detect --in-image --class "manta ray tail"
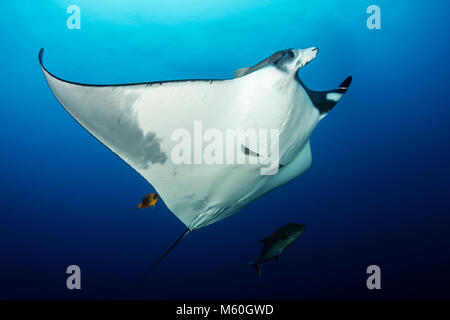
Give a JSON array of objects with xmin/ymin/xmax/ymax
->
[
  {"xmin": 133, "ymin": 228, "xmax": 190, "ymax": 285},
  {"xmin": 298, "ymin": 75, "xmax": 353, "ymax": 114}
]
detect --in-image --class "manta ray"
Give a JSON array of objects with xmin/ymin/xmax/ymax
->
[{"xmin": 39, "ymin": 47, "xmax": 351, "ymax": 277}]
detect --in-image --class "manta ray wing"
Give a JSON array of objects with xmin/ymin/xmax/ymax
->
[
  {"xmin": 39, "ymin": 49, "xmax": 244, "ymax": 230},
  {"xmin": 39, "ymin": 48, "xmax": 351, "ymax": 231}
]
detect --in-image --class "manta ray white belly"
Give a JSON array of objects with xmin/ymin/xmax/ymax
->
[{"xmin": 39, "ymin": 47, "xmax": 351, "ymax": 230}]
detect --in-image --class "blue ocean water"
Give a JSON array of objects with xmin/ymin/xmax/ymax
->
[{"xmin": 0, "ymin": 0, "xmax": 449, "ymax": 299}]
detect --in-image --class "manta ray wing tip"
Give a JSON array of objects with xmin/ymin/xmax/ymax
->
[
  {"xmin": 340, "ymin": 76, "xmax": 352, "ymax": 89},
  {"xmin": 38, "ymin": 48, "xmax": 44, "ymax": 66}
]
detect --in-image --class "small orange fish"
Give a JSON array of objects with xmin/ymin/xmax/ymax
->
[{"xmin": 138, "ymin": 193, "xmax": 159, "ymax": 209}]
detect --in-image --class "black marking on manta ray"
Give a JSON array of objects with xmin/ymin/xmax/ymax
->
[
  {"xmin": 241, "ymin": 145, "xmax": 284, "ymax": 169},
  {"xmin": 242, "ymin": 145, "xmax": 261, "ymax": 157},
  {"xmin": 295, "ymin": 73, "xmax": 352, "ymax": 114},
  {"xmin": 38, "ymin": 48, "xmax": 228, "ymax": 87},
  {"xmin": 339, "ymin": 76, "xmax": 352, "ymax": 88}
]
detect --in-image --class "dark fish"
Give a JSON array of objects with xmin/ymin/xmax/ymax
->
[{"xmin": 248, "ymin": 223, "xmax": 306, "ymax": 277}]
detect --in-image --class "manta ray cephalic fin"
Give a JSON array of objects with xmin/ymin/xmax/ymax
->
[{"xmin": 297, "ymin": 75, "xmax": 352, "ymax": 114}]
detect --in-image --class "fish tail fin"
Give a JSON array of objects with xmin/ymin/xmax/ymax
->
[
  {"xmin": 137, "ymin": 203, "xmax": 142, "ymax": 208},
  {"xmin": 132, "ymin": 228, "xmax": 190, "ymax": 286},
  {"xmin": 247, "ymin": 261, "xmax": 261, "ymax": 278}
]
